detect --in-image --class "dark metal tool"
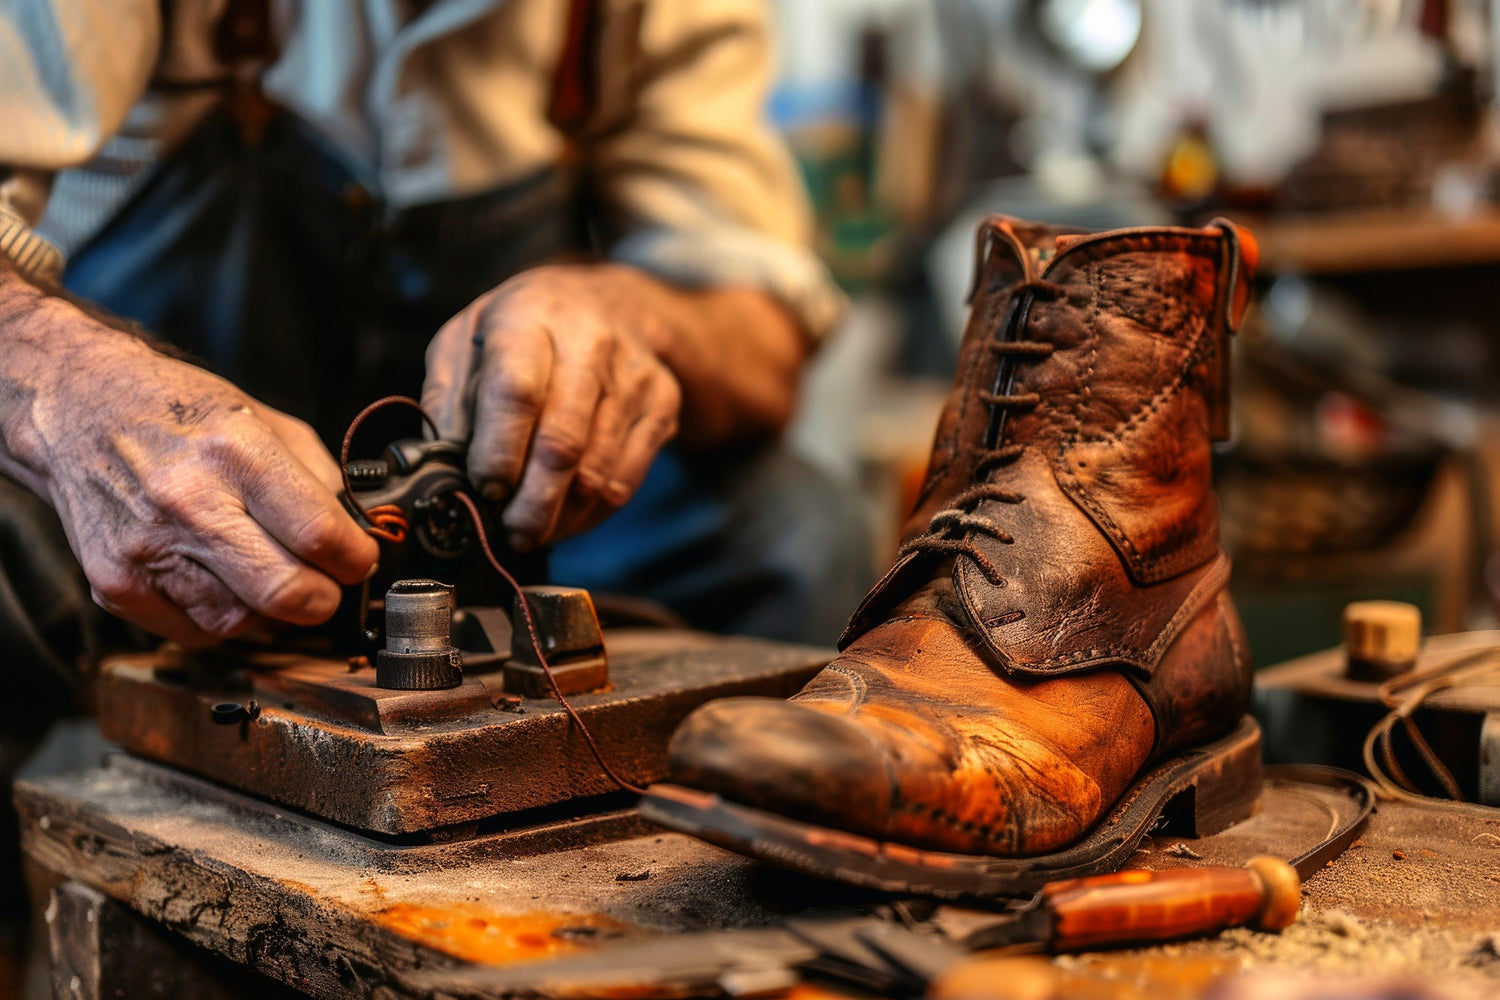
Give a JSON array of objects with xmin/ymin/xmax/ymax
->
[{"xmin": 333, "ymin": 434, "xmax": 548, "ymax": 652}]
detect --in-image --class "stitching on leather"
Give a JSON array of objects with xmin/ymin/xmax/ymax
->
[
  {"xmin": 977, "ymin": 555, "xmax": 1230, "ymax": 673},
  {"xmin": 1071, "ymin": 310, "xmax": 1212, "ymax": 449},
  {"xmin": 1086, "ymin": 365, "xmax": 1187, "ymax": 446},
  {"xmin": 1064, "ymin": 322, "xmax": 1219, "ymax": 581},
  {"xmin": 1098, "ymin": 263, "xmax": 1195, "ymax": 330},
  {"xmin": 1053, "ymin": 266, "xmax": 1218, "ymax": 581},
  {"xmin": 1143, "ymin": 557, "xmax": 1232, "ymax": 663},
  {"xmin": 1064, "ymin": 488, "xmax": 1143, "ymax": 566},
  {"xmin": 1061, "ymin": 479, "xmax": 1216, "ymax": 584},
  {"xmin": 1061, "ymin": 234, "xmax": 1218, "ymax": 270},
  {"xmin": 824, "ymin": 661, "xmax": 869, "ymax": 709},
  {"xmin": 1061, "ymin": 453, "xmax": 1215, "ymax": 582},
  {"xmin": 1059, "ymin": 272, "xmax": 1100, "ymax": 451}
]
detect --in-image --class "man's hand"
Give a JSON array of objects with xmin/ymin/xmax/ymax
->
[
  {"xmin": 422, "ymin": 265, "xmax": 684, "ymax": 551},
  {"xmin": 0, "ymin": 286, "xmax": 378, "ymax": 646},
  {"xmin": 422, "ymin": 263, "xmax": 809, "ymax": 552}
]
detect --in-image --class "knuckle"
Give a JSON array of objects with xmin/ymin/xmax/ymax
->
[
  {"xmin": 140, "ymin": 465, "xmax": 208, "ymax": 523},
  {"xmin": 654, "ymin": 371, "xmax": 683, "ymax": 413},
  {"xmin": 195, "ymin": 424, "xmax": 278, "ymax": 488},
  {"xmin": 532, "ymin": 427, "xmax": 587, "ymax": 471},
  {"xmin": 503, "ymin": 503, "xmax": 550, "ymax": 537},
  {"xmin": 573, "ymin": 458, "xmax": 610, "ymax": 496},
  {"xmin": 650, "ymin": 411, "xmax": 679, "ymax": 446},
  {"xmin": 468, "ymin": 448, "xmax": 522, "ymax": 488},
  {"xmin": 601, "ymin": 478, "xmax": 636, "ymax": 508},
  {"xmin": 621, "ymin": 365, "xmax": 654, "ymax": 401},
  {"xmin": 282, "ymin": 414, "xmax": 320, "ymax": 445},
  {"xmin": 486, "ymin": 367, "xmax": 547, "ymax": 411},
  {"xmin": 88, "ymin": 566, "xmax": 137, "ymax": 610},
  {"xmin": 197, "ymin": 604, "xmax": 253, "ymax": 640},
  {"xmin": 426, "ymin": 315, "xmax": 471, "ymax": 365},
  {"xmin": 503, "ymin": 486, "xmax": 566, "ymax": 536}
]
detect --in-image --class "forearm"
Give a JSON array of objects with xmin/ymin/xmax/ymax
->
[
  {"xmin": 0, "ymin": 260, "xmax": 153, "ymax": 495},
  {"xmin": 622, "ymin": 269, "xmax": 810, "ymax": 448},
  {"xmin": 0, "ymin": 261, "xmax": 74, "ymax": 492}
]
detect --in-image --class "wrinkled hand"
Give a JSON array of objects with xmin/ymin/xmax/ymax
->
[
  {"xmin": 5, "ymin": 311, "xmax": 378, "ymax": 646},
  {"xmin": 422, "ymin": 265, "xmax": 683, "ymax": 551}
]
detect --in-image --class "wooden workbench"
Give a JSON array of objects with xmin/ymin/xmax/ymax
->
[{"xmin": 17, "ymin": 752, "xmax": 1500, "ymax": 999}]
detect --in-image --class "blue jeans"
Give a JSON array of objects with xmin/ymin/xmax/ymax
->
[{"xmin": 54, "ymin": 107, "xmax": 871, "ymax": 645}]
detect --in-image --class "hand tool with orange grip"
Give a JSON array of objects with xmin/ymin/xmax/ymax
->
[
  {"xmin": 957, "ymin": 855, "xmax": 1300, "ymax": 953},
  {"xmin": 952, "ymin": 764, "xmax": 1372, "ymax": 954}
]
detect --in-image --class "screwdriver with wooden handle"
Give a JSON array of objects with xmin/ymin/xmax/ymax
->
[{"xmin": 957, "ymin": 856, "xmax": 1301, "ymax": 953}]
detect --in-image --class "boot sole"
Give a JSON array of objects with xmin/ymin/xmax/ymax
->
[{"xmin": 639, "ymin": 715, "xmax": 1262, "ymax": 899}]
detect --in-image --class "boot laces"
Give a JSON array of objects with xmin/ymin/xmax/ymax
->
[{"xmin": 898, "ymin": 278, "xmax": 1064, "ymax": 583}]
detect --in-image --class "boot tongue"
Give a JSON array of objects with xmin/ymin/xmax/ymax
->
[{"xmin": 890, "ymin": 558, "xmax": 971, "ymax": 626}]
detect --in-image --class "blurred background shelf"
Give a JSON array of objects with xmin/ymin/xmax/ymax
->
[{"xmin": 1250, "ymin": 210, "xmax": 1500, "ymax": 274}]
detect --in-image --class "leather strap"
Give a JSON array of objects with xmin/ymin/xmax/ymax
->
[
  {"xmin": 1263, "ymin": 764, "xmax": 1376, "ymax": 881},
  {"xmin": 1209, "ymin": 218, "xmax": 1250, "ymax": 333},
  {"xmin": 1206, "ymin": 217, "xmax": 1256, "ymax": 441}
]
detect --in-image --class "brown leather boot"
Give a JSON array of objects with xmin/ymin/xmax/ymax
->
[{"xmin": 643, "ymin": 216, "xmax": 1262, "ymax": 898}]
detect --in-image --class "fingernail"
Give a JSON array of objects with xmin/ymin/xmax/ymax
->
[{"xmin": 480, "ymin": 482, "xmax": 507, "ymax": 504}]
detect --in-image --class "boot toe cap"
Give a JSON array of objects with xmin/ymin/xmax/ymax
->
[{"xmin": 667, "ymin": 697, "xmax": 893, "ymax": 835}]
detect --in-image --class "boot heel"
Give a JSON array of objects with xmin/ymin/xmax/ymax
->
[
  {"xmin": 1180, "ymin": 718, "xmax": 1263, "ymax": 838},
  {"xmin": 1143, "ymin": 717, "xmax": 1263, "ymax": 840}
]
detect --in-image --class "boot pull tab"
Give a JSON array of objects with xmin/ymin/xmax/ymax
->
[
  {"xmin": 1210, "ymin": 218, "xmax": 1258, "ymax": 332},
  {"xmin": 966, "ymin": 216, "xmax": 1030, "ymax": 304},
  {"xmin": 1206, "ymin": 218, "xmax": 1258, "ymax": 441}
]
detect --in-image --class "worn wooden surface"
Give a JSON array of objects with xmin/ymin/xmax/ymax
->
[
  {"xmin": 47, "ymin": 881, "xmax": 303, "ymax": 1000},
  {"xmin": 18, "ymin": 753, "xmax": 1500, "ymax": 999}
]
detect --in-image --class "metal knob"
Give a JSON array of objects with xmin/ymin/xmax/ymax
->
[{"xmin": 376, "ymin": 579, "xmax": 463, "ymax": 690}]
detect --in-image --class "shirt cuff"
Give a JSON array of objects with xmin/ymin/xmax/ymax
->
[
  {"xmin": 0, "ymin": 203, "xmax": 64, "ymax": 282},
  {"xmin": 610, "ymin": 225, "xmax": 847, "ymax": 342}
]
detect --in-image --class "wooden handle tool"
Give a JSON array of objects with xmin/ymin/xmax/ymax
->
[
  {"xmin": 963, "ymin": 856, "xmax": 1301, "ymax": 953},
  {"xmin": 1037, "ymin": 856, "xmax": 1300, "ymax": 951}
]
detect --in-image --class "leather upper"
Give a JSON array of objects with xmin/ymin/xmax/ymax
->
[{"xmin": 840, "ymin": 217, "xmax": 1255, "ymax": 680}]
